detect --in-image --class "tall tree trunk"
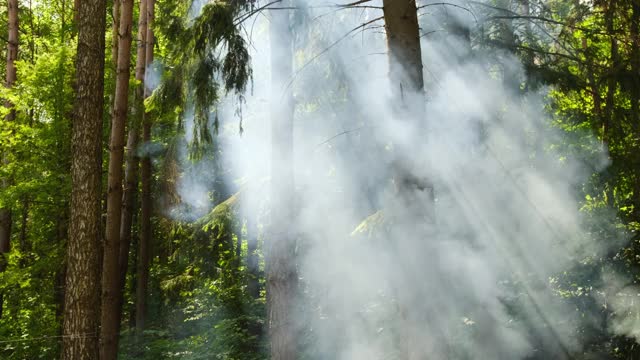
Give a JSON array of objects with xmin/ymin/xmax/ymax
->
[
  {"xmin": 101, "ymin": 0, "xmax": 135, "ymax": 357},
  {"xmin": 116, "ymin": 0, "xmax": 147, "ymax": 334},
  {"xmin": 0, "ymin": 0, "xmax": 19, "ymax": 320},
  {"xmin": 61, "ymin": 0, "xmax": 107, "ymax": 358},
  {"xmin": 124, "ymin": 0, "xmax": 147, "ymax": 336},
  {"xmin": 267, "ymin": 3, "xmax": 298, "ymax": 359},
  {"xmin": 383, "ymin": 0, "xmax": 423, "ymax": 107},
  {"xmin": 382, "ymin": 1, "xmax": 426, "ymax": 359},
  {"xmin": 136, "ymin": 0, "xmax": 154, "ymax": 337}
]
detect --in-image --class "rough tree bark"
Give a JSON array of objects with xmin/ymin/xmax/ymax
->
[
  {"xmin": 267, "ymin": 2, "xmax": 298, "ymax": 359},
  {"xmin": 136, "ymin": 0, "xmax": 154, "ymax": 337},
  {"xmin": 0, "ymin": 0, "xmax": 19, "ymax": 320},
  {"xmin": 383, "ymin": 0, "xmax": 423, "ymax": 106},
  {"xmin": 101, "ymin": 0, "xmax": 135, "ymax": 357},
  {"xmin": 61, "ymin": 0, "xmax": 107, "ymax": 357}
]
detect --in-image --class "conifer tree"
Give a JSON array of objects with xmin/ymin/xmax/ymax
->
[{"xmin": 62, "ymin": 0, "xmax": 107, "ymax": 357}]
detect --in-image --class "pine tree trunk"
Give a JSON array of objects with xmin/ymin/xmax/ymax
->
[
  {"xmin": 112, "ymin": 0, "xmax": 120, "ymax": 69},
  {"xmin": 101, "ymin": 0, "xmax": 135, "ymax": 357},
  {"xmin": 382, "ymin": 1, "xmax": 426, "ymax": 359},
  {"xmin": 116, "ymin": 0, "xmax": 147, "ymax": 333},
  {"xmin": 61, "ymin": 0, "xmax": 107, "ymax": 357},
  {"xmin": 119, "ymin": 83, "xmax": 141, "ymax": 287},
  {"xmin": 267, "ymin": 3, "xmax": 298, "ymax": 359},
  {"xmin": 382, "ymin": 0, "xmax": 423, "ymax": 107},
  {"xmin": 136, "ymin": 0, "xmax": 154, "ymax": 337},
  {"xmin": 134, "ymin": 0, "xmax": 147, "ymax": 87},
  {"xmin": 0, "ymin": 0, "xmax": 19, "ymax": 320},
  {"xmin": 116, "ymin": 124, "xmax": 138, "ymax": 323}
]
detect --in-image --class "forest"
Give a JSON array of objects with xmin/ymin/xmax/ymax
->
[{"xmin": 0, "ymin": 0, "xmax": 640, "ymax": 358}]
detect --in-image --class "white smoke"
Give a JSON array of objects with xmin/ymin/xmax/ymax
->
[{"xmin": 170, "ymin": 0, "xmax": 632, "ymax": 357}]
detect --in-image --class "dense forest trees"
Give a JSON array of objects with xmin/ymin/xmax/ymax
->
[
  {"xmin": 101, "ymin": 0, "xmax": 135, "ymax": 357},
  {"xmin": 0, "ymin": 0, "xmax": 18, "ymax": 320},
  {"xmin": 2, "ymin": 0, "xmax": 640, "ymax": 359}
]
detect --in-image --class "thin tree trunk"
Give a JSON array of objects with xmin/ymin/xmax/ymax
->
[
  {"xmin": 129, "ymin": 230, "xmax": 138, "ymax": 328},
  {"xmin": 134, "ymin": 0, "xmax": 147, "ymax": 88},
  {"xmin": 235, "ymin": 230, "xmax": 242, "ymax": 269},
  {"xmin": 116, "ymin": 125, "xmax": 138, "ymax": 320},
  {"xmin": 631, "ymin": 1, "xmax": 640, "ymax": 231},
  {"xmin": 582, "ymin": 37, "xmax": 604, "ymax": 128},
  {"xmin": 631, "ymin": 1, "xmax": 639, "ymax": 128},
  {"xmin": 603, "ymin": 0, "xmax": 618, "ymax": 146},
  {"xmin": 28, "ymin": 0, "xmax": 35, "ymax": 60},
  {"xmin": 4, "ymin": 0, "xmax": 18, "ymax": 119},
  {"xmin": 599, "ymin": 0, "xmax": 618, "ymax": 207},
  {"xmin": 0, "ymin": 0, "xmax": 19, "ymax": 321},
  {"xmin": 136, "ymin": 0, "xmax": 154, "ymax": 337},
  {"xmin": 55, "ymin": 209, "xmax": 68, "ymax": 329},
  {"xmin": 116, "ymin": 0, "xmax": 147, "ymax": 334},
  {"xmin": 101, "ymin": 0, "xmax": 135, "ymax": 357},
  {"xmin": 125, "ymin": 0, "xmax": 147, "ymax": 336},
  {"xmin": 267, "ymin": 3, "xmax": 298, "ymax": 359},
  {"xmin": 61, "ymin": 0, "xmax": 107, "ymax": 357},
  {"xmin": 246, "ymin": 216, "xmax": 260, "ymax": 299},
  {"xmin": 112, "ymin": 0, "xmax": 120, "ymax": 69},
  {"xmin": 19, "ymin": 197, "xmax": 28, "ymax": 252}
]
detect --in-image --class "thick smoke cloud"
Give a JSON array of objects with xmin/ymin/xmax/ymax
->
[{"xmin": 172, "ymin": 0, "xmax": 632, "ymax": 357}]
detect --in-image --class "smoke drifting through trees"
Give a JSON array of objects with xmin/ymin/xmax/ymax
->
[{"xmin": 161, "ymin": 0, "xmax": 630, "ymax": 358}]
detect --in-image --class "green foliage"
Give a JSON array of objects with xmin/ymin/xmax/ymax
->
[
  {"xmin": 4, "ymin": 0, "xmax": 640, "ymax": 359},
  {"xmin": 149, "ymin": 0, "xmax": 253, "ymax": 156},
  {"xmin": 118, "ymin": 193, "xmax": 266, "ymax": 360},
  {"xmin": 0, "ymin": 3, "xmax": 75, "ymax": 356}
]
